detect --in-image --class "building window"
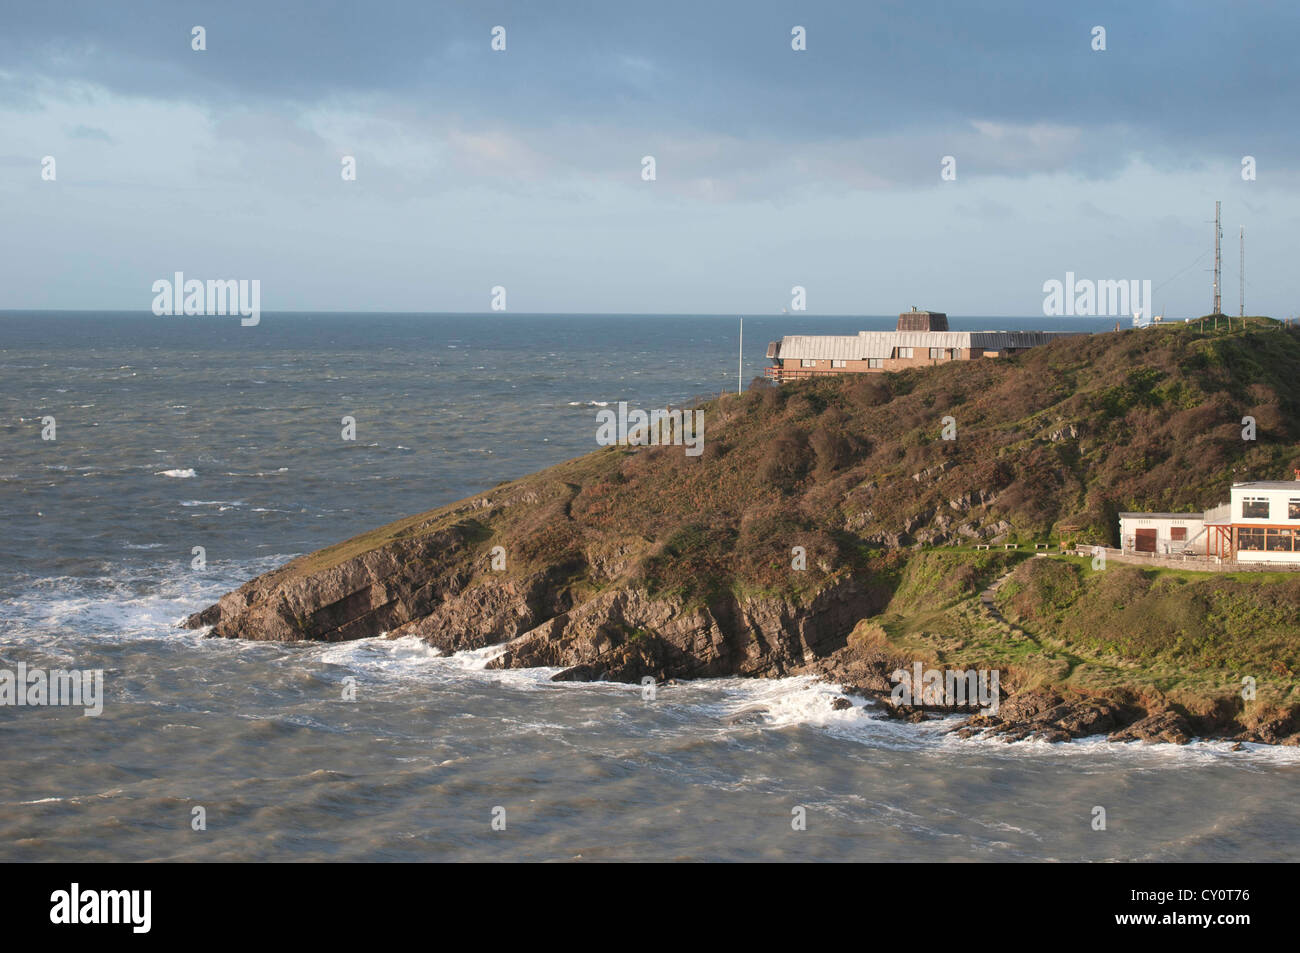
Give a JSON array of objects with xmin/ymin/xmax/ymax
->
[
  {"xmin": 950, "ymin": 348, "xmax": 962, "ymax": 359},
  {"xmin": 1267, "ymin": 528, "xmax": 1296, "ymax": 552},
  {"xmin": 896, "ymin": 347, "xmax": 913, "ymax": 359},
  {"xmin": 1290, "ymin": 499, "xmax": 1300, "ymax": 519},
  {"xmin": 1238, "ymin": 528, "xmax": 1265, "ymax": 551},
  {"xmin": 929, "ymin": 347, "xmax": 943, "ymax": 359},
  {"xmin": 831, "ymin": 359, "xmax": 846, "ymax": 368},
  {"xmin": 867, "ymin": 358, "xmax": 882, "ymax": 368},
  {"xmin": 1242, "ymin": 497, "xmax": 1269, "ymax": 519},
  {"xmin": 1170, "ymin": 527, "xmax": 1187, "ymax": 541},
  {"xmin": 801, "ymin": 359, "xmax": 817, "ymax": 368}
]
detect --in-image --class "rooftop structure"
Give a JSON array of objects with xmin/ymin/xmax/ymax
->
[
  {"xmin": 764, "ymin": 314, "xmax": 1077, "ymax": 381},
  {"xmin": 896, "ymin": 308, "xmax": 948, "ymax": 332}
]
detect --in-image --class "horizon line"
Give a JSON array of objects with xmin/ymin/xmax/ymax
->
[{"xmin": 0, "ymin": 309, "xmax": 1115, "ymax": 320}]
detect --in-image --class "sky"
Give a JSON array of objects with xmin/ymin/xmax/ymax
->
[{"xmin": 2, "ymin": 1, "xmax": 1299, "ymax": 318}]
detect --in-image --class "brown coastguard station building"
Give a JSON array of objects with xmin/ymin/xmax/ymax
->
[{"xmin": 765, "ymin": 309, "xmax": 1074, "ymax": 382}]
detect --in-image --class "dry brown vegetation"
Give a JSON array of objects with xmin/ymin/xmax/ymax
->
[
  {"xmin": 298, "ymin": 318, "xmax": 1300, "ymax": 613},
  {"xmin": 541, "ymin": 319, "xmax": 1300, "ymax": 601}
]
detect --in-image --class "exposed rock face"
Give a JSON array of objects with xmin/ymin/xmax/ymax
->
[
  {"xmin": 184, "ymin": 508, "xmax": 888, "ymax": 682},
  {"xmin": 807, "ymin": 649, "xmax": 1197, "ymax": 743},
  {"xmin": 1234, "ymin": 712, "xmax": 1300, "ymax": 746},
  {"xmin": 487, "ymin": 580, "xmax": 882, "ymax": 682},
  {"xmin": 187, "ymin": 518, "xmax": 573, "ymax": 652},
  {"xmin": 1108, "ymin": 711, "xmax": 1193, "ymax": 745},
  {"xmin": 184, "ymin": 514, "xmax": 1292, "ymax": 745},
  {"xmin": 952, "ymin": 693, "xmax": 1139, "ymax": 743}
]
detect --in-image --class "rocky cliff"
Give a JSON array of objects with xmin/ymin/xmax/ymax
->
[
  {"xmin": 185, "ymin": 320, "xmax": 1300, "ymax": 744},
  {"xmin": 187, "ymin": 475, "xmax": 889, "ymax": 682}
]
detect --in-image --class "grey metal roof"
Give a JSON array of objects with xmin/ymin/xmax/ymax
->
[
  {"xmin": 1232, "ymin": 481, "xmax": 1300, "ymax": 490},
  {"xmin": 771, "ymin": 335, "xmax": 868, "ymax": 360},
  {"xmin": 859, "ymin": 331, "xmax": 972, "ymax": 352},
  {"xmin": 772, "ymin": 330, "xmax": 1077, "ymax": 361},
  {"xmin": 965, "ymin": 331, "xmax": 1076, "ymax": 349}
]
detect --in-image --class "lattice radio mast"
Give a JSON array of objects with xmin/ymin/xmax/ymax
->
[{"xmin": 1211, "ymin": 201, "xmax": 1223, "ymax": 318}]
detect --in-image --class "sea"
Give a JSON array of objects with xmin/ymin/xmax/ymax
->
[{"xmin": 2, "ymin": 311, "xmax": 1297, "ymax": 862}]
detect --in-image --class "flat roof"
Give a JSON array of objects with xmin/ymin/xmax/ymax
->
[
  {"xmin": 772, "ymin": 330, "xmax": 1078, "ymax": 361},
  {"xmin": 1118, "ymin": 512, "xmax": 1205, "ymax": 519},
  {"xmin": 1233, "ymin": 481, "xmax": 1300, "ymax": 490}
]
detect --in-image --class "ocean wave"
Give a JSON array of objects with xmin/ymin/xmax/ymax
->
[
  {"xmin": 312, "ymin": 636, "xmax": 560, "ymax": 693},
  {"xmin": 641, "ymin": 674, "xmax": 1300, "ymax": 766},
  {"xmin": 7, "ymin": 570, "xmax": 1298, "ymax": 768},
  {"xmin": 1, "ymin": 555, "xmax": 295, "ymax": 645},
  {"xmin": 156, "ymin": 468, "xmax": 196, "ymax": 478},
  {"xmin": 264, "ymin": 638, "xmax": 1300, "ymax": 765}
]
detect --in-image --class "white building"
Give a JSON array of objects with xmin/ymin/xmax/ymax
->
[
  {"xmin": 1118, "ymin": 512, "xmax": 1206, "ymax": 555},
  {"xmin": 1204, "ymin": 480, "xmax": 1300, "ymax": 563},
  {"xmin": 1121, "ymin": 475, "xmax": 1300, "ymax": 564}
]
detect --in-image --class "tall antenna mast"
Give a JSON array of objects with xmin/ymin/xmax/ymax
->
[
  {"xmin": 1239, "ymin": 225, "xmax": 1245, "ymax": 319},
  {"xmin": 1213, "ymin": 200, "xmax": 1222, "ymax": 318}
]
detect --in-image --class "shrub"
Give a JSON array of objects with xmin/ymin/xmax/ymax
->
[
  {"xmin": 850, "ymin": 376, "xmax": 893, "ymax": 407},
  {"xmin": 759, "ymin": 427, "xmax": 811, "ymax": 492}
]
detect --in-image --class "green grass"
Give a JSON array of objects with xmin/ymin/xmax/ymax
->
[
  {"xmin": 841, "ymin": 542, "xmax": 1300, "ymax": 728},
  {"xmin": 984, "ymin": 556, "xmax": 1300, "ymax": 713}
]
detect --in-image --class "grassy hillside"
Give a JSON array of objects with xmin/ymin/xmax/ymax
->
[
  {"xmin": 837, "ymin": 549, "xmax": 1299, "ymax": 735},
  {"xmin": 547, "ymin": 318, "xmax": 1300, "ymax": 600},
  {"xmin": 997, "ymin": 557, "xmax": 1300, "ymax": 702},
  {"xmin": 293, "ymin": 318, "xmax": 1300, "ymax": 608}
]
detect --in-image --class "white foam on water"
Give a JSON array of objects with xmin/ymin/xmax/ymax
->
[
  {"xmin": 644, "ymin": 673, "xmax": 1300, "ymax": 766},
  {"xmin": 668, "ymin": 674, "xmax": 854, "ymax": 727},
  {"xmin": 157, "ymin": 468, "xmax": 196, "ymax": 478},
  {"xmin": 9, "ymin": 556, "xmax": 1298, "ymax": 768},
  {"xmin": 2, "ymin": 556, "xmax": 294, "ymax": 646},
  {"xmin": 312, "ymin": 635, "xmax": 563, "ymax": 692},
  {"xmin": 234, "ymin": 631, "xmax": 1300, "ymax": 767}
]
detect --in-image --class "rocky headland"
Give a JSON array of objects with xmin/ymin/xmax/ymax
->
[{"xmin": 184, "ymin": 319, "xmax": 1300, "ymax": 746}]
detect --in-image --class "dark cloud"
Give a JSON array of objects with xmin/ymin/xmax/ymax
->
[{"xmin": 3, "ymin": 1, "xmax": 1299, "ymax": 169}]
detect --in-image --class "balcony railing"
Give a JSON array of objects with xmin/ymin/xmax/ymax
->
[{"xmin": 765, "ymin": 365, "xmax": 863, "ymax": 382}]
